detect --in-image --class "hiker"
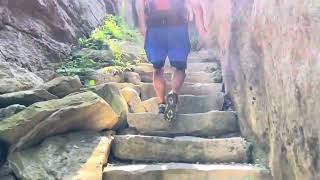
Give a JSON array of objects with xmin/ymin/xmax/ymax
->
[{"xmin": 137, "ymin": 0, "xmax": 207, "ymax": 121}]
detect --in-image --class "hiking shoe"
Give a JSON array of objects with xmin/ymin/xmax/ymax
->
[
  {"xmin": 164, "ymin": 91, "xmax": 179, "ymax": 122},
  {"xmin": 158, "ymin": 104, "xmax": 166, "ymax": 114}
]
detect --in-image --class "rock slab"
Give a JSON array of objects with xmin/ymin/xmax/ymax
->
[
  {"xmin": 103, "ymin": 163, "xmax": 272, "ymax": 180},
  {"xmin": 112, "ymin": 135, "xmax": 250, "ymax": 163},
  {"xmin": 0, "ymin": 89, "xmax": 58, "ymax": 108},
  {"xmin": 39, "ymin": 76, "xmax": 83, "ymax": 98},
  {"xmin": 9, "ymin": 131, "xmax": 113, "ymax": 180},
  {"xmin": 0, "ymin": 91, "xmax": 118, "ymax": 150},
  {"xmin": 128, "ymin": 111, "xmax": 238, "ymax": 137}
]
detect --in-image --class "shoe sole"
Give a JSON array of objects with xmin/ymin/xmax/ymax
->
[{"xmin": 164, "ymin": 93, "xmax": 178, "ymax": 122}]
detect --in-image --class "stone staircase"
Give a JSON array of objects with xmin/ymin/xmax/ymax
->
[{"xmin": 103, "ymin": 58, "xmax": 272, "ymax": 180}]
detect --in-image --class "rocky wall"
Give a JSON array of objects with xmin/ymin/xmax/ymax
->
[{"xmin": 207, "ymin": 0, "xmax": 320, "ymax": 179}]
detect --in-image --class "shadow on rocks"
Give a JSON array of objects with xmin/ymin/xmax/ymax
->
[{"xmin": 0, "ymin": 141, "xmax": 9, "ymax": 166}]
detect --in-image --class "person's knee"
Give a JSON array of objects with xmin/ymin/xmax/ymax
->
[
  {"xmin": 171, "ymin": 61, "xmax": 187, "ymax": 73},
  {"xmin": 154, "ymin": 67, "xmax": 165, "ymax": 76}
]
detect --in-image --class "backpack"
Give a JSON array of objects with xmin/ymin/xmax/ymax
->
[{"xmin": 145, "ymin": 0, "xmax": 188, "ymax": 27}]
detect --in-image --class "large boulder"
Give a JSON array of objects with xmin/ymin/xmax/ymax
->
[
  {"xmin": 0, "ymin": 89, "xmax": 58, "ymax": 108},
  {"xmin": 0, "ymin": 63, "xmax": 43, "ymax": 94},
  {"xmin": 8, "ymin": 131, "xmax": 113, "ymax": 180},
  {"xmin": 38, "ymin": 76, "xmax": 83, "ymax": 98},
  {"xmin": 92, "ymin": 84, "xmax": 128, "ymax": 129},
  {"xmin": 121, "ymin": 87, "xmax": 145, "ymax": 113},
  {"xmin": 0, "ymin": 91, "xmax": 119, "ymax": 151},
  {"xmin": 0, "ymin": 105, "xmax": 26, "ymax": 120}
]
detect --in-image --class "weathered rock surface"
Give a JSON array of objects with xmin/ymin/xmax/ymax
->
[
  {"xmin": 139, "ymin": 71, "xmax": 216, "ymax": 83},
  {"xmin": 0, "ymin": 63, "xmax": 43, "ymax": 94},
  {"xmin": 0, "ymin": 0, "xmax": 115, "ymax": 71},
  {"xmin": 0, "ymin": 91, "xmax": 118, "ymax": 150},
  {"xmin": 73, "ymin": 48, "xmax": 114, "ymax": 64},
  {"xmin": 128, "ymin": 111, "xmax": 238, "ymax": 137},
  {"xmin": 112, "ymin": 135, "xmax": 250, "ymax": 163},
  {"xmin": 38, "ymin": 76, "xmax": 83, "ymax": 98},
  {"xmin": 121, "ymin": 87, "xmax": 145, "ymax": 113},
  {"xmin": 0, "ymin": 89, "xmax": 58, "ymax": 108},
  {"xmin": 124, "ymin": 72, "xmax": 141, "ymax": 85},
  {"xmin": 207, "ymin": 0, "xmax": 320, "ymax": 179},
  {"xmin": 35, "ymin": 70, "xmax": 58, "ymax": 82},
  {"xmin": 103, "ymin": 163, "xmax": 272, "ymax": 180},
  {"xmin": 142, "ymin": 94, "xmax": 224, "ymax": 114},
  {"xmin": 8, "ymin": 131, "xmax": 113, "ymax": 180},
  {"xmin": 95, "ymin": 67, "xmax": 125, "ymax": 84},
  {"xmin": 92, "ymin": 84, "xmax": 128, "ymax": 129},
  {"xmin": 139, "ymin": 82, "xmax": 223, "ymax": 100},
  {"xmin": 0, "ymin": 105, "xmax": 26, "ymax": 120}
]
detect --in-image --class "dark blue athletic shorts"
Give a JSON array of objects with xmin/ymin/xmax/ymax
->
[{"xmin": 144, "ymin": 25, "xmax": 191, "ymax": 70}]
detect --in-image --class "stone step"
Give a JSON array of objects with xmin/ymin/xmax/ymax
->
[
  {"xmin": 142, "ymin": 94, "xmax": 224, "ymax": 114},
  {"xmin": 112, "ymin": 135, "xmax": 250, "ymax": 163},
  {"xmin": 139, "ymin": 71, "xmax": 215, "ymax": 83},
  {"xmin": 139, "ymin": 82, "xmax": 222, "ymax": 100},
  {"xmin": 134, "ymin": 62, "xmax": 218, "ymax": 73},
  {"xmin": 127, "ymin": 111, "xmax": 238, "ymax": 137},
  {"xmin": 103, "ymin": 163, "xmax": 272, "ymax": 180}
]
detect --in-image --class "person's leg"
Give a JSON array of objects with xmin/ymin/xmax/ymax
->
[
  {"xmin": 164, "ymin": 25, "xmax": 191, "ymax": 121},
  {"xmin": 171, "ymin": 66, "xmax": 186, "ymax": 94},
  {"xmin": 144, "ymin": 26, "xmax": 168, "ymax": 113},
  {"xmin": 153, "ymin": 67, "xmax": 166, "ymax": 104}
]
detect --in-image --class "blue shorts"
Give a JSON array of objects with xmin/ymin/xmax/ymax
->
[{"xmin": 144, "ymin": 25, "xmax": 191, "ymax": 70}]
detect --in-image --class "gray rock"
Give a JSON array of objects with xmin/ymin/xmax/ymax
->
[
  {"xmin": 0, "ymin": 105, "xmax": 26, "ymax": 120},
  {"xmin": 103, "ymin": 163, "xmax": 272, "ymax": 180},
  {"xmin": 0, "ymin": 91, "xmax": 118, "ymax": 151},
  {"xmin": 0, "ymin": 175, "xmax": 15, "ymax": 180},
  {"xmin": 112, "ymin": 135, "xmax": 250, "ymax": 163},
  {"xmin": 35, "ymin": 70, "xmax": 58, "ymax": 82},
  {"xmin": 8, "ymin": 131, "xmax": 113, "ymax": 180},
  {"xmin": 211, "ymin": 70, "xmax": 223, "ymax": 83},
  {"xmin": 0, "ymin": 162, "xmax": 12, "ymax": 177},
  {"xmin": 127, "ymin": 111, "xmax": 239, "ymax": 137},
  {"xmin": 0, "ymin": 89, "xmax": 58, "ymax": 108},
  {"xmin": 124, "ymin": 72, "xmax": 141, "ymax": 85},
  {"xmin": 73, "ymin": 48, "xmax": 114, "ymax": 63},
  {"xmin": 0, "ymin": 63, "xmax": 43, "ymax": 94},
  {"xmin": 38, "ymin": 76, "xmax": 83, "ymax": 98},
  {"xmin": 0, "ymin": 0, "xmax": 113, "ymax": 71},
  {"xmin": 92, "ymin": 84, "xmax": 128, "ymax": 129},
  {"xmin": 95, "ymin": 67, "xmax": 125, "ymax": 85}
]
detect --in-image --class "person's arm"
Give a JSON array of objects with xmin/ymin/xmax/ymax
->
[
  {"xmin": 137, "ymin": 0, "xmax": 147, "ymax": 37},
  {"xmin": 188, "ymin": 0, "xmax": 207, "ymax": 41}
]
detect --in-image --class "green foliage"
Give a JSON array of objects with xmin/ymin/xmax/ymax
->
[
  {"xmin": 79, "ymin": 15, "xmax": 141, "ymax": 50},
  {"xmin": 57, "ymin": 15, "xmax": 142, "ymax": 78},
  {"xmin": 56, "ymin": 56, "xmax": 97, "ymax": 76}
]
